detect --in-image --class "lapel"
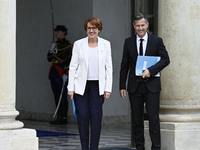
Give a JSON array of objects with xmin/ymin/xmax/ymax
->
[
  {"xmin": 133, "ymin": 35, "xmax": 137, "ymax": 54},
  {"xmin": 98, "ymin": 36, "xmax": 103, "ymax": 68},
  {"xmin": 83, "ymin": 37, "xmax": 89, "ymax": 68},
  {"xmin": 145, "ymin": 33, "xmax": 152, "ymax": 56},
  {"xmin": 130, "ymin": 35, "xmax": 138, "ymax": 59}
]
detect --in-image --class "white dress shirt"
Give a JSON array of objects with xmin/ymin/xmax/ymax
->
[{"xmin": 136, "ymin": 33, "xmax": 148, "ymax": 56}]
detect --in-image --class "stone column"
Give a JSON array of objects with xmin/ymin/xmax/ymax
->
[
  {"xmin": 0, "ymin": 0, "xmax": 38, "ymax": 149},
  {"xmin": 145, "ymin": 1, "xmax": 200, "ymax": 150},
  {"xmin": 159, "ymin": 0, "xmax": 200, "ymax": 123}
]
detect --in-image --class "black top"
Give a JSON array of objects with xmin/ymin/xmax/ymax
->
[{"xmin": 47, "ymin": 38, "xmax": 73, "ymax": 74}]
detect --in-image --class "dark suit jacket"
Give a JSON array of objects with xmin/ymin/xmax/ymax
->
[{"xmin": 119, "ymin": 33, "xmax": 170, "ymax": 93}]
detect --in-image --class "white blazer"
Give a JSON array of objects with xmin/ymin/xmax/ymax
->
[{"xmin": 67, "ymin": 36, "xmax": 113, "ymax": 96}]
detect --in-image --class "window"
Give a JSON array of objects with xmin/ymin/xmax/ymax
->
[{"xmin": 131, "ymin": 0, "xmax": 158, "ymax": 36}]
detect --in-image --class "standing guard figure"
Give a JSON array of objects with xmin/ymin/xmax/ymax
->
[{"xmin": 47, "ymin": 25, "xmax": 72, "ymax": 124}]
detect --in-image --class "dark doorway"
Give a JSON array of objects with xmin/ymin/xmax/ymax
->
[
  {"xmin": 131, "ymin": 0, "xmax": 158, "ymax": 36},
  {"xmin": 130, "ymin": 0, "xmax": 158, "ymax": 147}
]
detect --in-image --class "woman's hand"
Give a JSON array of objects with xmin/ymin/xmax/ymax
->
[
  {"xmin": 104, "ymin": 92, "xmax": 111, "ymax": 100},
  {"xmin": 68, "ymin": 91, "xmax": 74, "ymax": 100}
]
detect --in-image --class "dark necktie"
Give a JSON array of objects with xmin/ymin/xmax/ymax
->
[{"xmin": 139, "ymin": 39, "xmax": 144, "ymax": 56}]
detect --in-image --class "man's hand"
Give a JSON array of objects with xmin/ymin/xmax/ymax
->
[
  {"xmin": 68, "ymin": 91, "xmax": 74, "ymax": 100},
  {"xmin": 104, "ymin": 92, "xmax": 111, "ymax": 100},
  {"xmin": 120, "ymin": 89, "xmax": 126, "ymax": 100},
  {"xmin": 142, "ymin": 69, "xmax": 151, "ymax": 78}
]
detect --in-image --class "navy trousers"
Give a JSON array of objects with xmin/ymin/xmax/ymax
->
[
  {"xmin": 49, "ymin": 66, "xmax": 68, "ymax": 118},
  {"xmin": 129, "ymin": 82, "xmax": 161, "ymax": 150},
  {"xmin": 74, "ymin": 81, "xmax": 104, "ymax": 150},
  {"xmin": 49, "ymin": 65, "xmax": 67, "ymax": 99}
]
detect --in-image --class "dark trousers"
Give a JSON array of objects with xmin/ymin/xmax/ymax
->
[
  {"xmin": 49, "ymin": 66, "xmax": 67, "ymax": 99},
  {"xmin": 129, "ymin": 82, "xmax": 161, "ymax": 150},
  {"xmin": 49, "ymin": 66, "xmax": 68, "ymax": 118},
  {"xmin": 74, "ymin": 81, "xmax": 104, "ymax": 150}
]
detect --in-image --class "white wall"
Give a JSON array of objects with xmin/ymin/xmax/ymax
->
[{"xmin": 93, "ymin": 0, "xmax": 132, "ymax": 122}]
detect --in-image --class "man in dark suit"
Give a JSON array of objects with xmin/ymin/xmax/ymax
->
[{"xmin": 119, "ymin": 13, "xmax": 170, "ymax": 150}]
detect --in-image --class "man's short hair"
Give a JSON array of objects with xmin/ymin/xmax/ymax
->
[{"xmin": 134, "ymin": 13, "xmax": 148, "ymax": 24}]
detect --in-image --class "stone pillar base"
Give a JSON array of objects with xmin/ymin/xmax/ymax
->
[
  {"xmin": 144, "ymin": 121, "xmax": 200, "ymax": 150},
  {"xmin": 0, "ymin": 128, "xmax": 38, "ymax": 150}
]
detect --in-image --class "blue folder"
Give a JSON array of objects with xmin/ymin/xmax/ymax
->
[
  {"xmin": 135, "ymin": 56, "xmax": 161, "ymax": 77},
  {"xmin": 72, "ymin": 98, "xmax": 77, "ymax": 120}
]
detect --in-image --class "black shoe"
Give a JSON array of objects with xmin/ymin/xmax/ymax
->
[
  {"xmin": 50, "ymin": 117, "xmax": 68, "ymax": 125},
  {"xmin": 50, "ymin": 119, "xmax": 59, "ymax": 125},
  {"xmin": 57, "ymin": 117, "xmax": 68, "ymax": 124}
]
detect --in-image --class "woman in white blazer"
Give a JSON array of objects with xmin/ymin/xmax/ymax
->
[{"xmin": 68, "ymin": 17, "xmax": 113, "ymax": 150}]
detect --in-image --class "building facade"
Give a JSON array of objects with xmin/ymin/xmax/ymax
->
[{"xmin": 1, "ymin": 0, "xmax": 200, "ymax": 149}]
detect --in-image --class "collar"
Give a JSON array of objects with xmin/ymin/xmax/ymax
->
[
  {"xmin": 136, "ymin": 32, "xmax": 148, "ymax": 42},
  {"xmin": 57, "ymin": 38, "xmax": 66, "ymax": 42}
]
